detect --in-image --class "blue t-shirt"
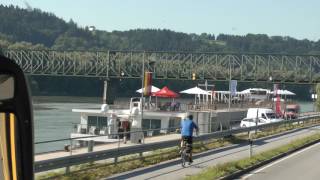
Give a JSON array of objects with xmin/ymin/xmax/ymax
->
[{"xmin": 181, "ymin": 119, "xmax": 198, "ymax": 137}]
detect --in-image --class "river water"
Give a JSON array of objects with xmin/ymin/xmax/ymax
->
[{"xmin": 33, "ymin": 96, "xmax": 315, "ymax": 153}]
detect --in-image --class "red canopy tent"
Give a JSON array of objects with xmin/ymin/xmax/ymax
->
[{"xmin": 152, "ymin": 86, "xmax": 179, "ymax": 98}]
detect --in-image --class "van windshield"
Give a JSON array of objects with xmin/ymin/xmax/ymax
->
[
  {"xmin": 286, "ymin": 108, "xmax": 296, "ymax": 113},
  {"xmin": 266, "ymin": 113, "xmax": 276, "ymax": 119}
]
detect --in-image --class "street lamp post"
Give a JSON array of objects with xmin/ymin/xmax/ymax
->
[
  {"xmin": 310, "ymin": 86, "xmax": 317, "ymax": 112},
  {"xmin": 269, "ymin": 76, "xmax": 273, "ymax": 109},
  {"xmin": 139, "ymin": 52, "xmax": 145, "ymax": 144}
]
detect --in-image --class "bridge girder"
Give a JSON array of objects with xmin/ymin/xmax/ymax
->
[{"xmin": 3, "ymin": 50, "xmax": 320, "ymax": 83}]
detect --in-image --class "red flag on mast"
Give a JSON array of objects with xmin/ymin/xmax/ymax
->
[
  {"xmin": 143, "ymin": 72, "xmax": 152, "ymax": 96},
  {"xmin": 275, "ymin": 84, "xmax": 282, "ymax": 116}
]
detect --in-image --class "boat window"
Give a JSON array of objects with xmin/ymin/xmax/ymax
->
[
  {"xmin": 88, "ymin": 116, "xmax": 97, "ymax": 129},
  {"xmin": 168, "ymin": 117, "xmax": 181, "ymax": 132},
  {"xmin": 142, "ymin": 119, "xmax": 161, "ymax": 136},
  {"xmin": 98, "ymin": 117, "xmax": 108, "ymax": 128},
  {"xmin": 262, "ymin": 114, "xmax": 266, "ymax": 119},
  {"xmin": 88, "ymin": 116, "xmax": 108, "ymax": 129},
  {"xmin": 142, "ymin": 119, "xmax": 151, "ymax": 130}
]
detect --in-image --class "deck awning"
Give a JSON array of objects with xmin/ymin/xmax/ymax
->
[
  {"xmin": 180, "ymin": 86, "xmax": 210, "ymax": 95},
  {"xmin": 152, "ymin": 86, "xmax": 179, "ymax": 98},
  {"xmin": 136, "ymin": 86, "xmax": 160, "ymax": 93}
]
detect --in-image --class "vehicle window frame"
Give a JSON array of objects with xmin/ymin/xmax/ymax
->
[{"xmin": 0, "ymin": 55, "xmax": 34, "ymax": 180}]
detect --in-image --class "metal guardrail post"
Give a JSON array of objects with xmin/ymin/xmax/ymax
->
[
  {"xmin": 65, "ymin": 138, "xmax": 73, "ymax": 174},
  {"xmin": 249, "ymin": 132, "xmax": 253, "ymax": 158},
  {"xmin": 114, "ymin": 157, "xmax": 118, "ymax": 164},
  {"xmin": 88, "ymin": 140, "xmax": 94, "ymax": 165},
  {"xmin": 70, "ymin": 139, "xmax": 73, "ymax": 155},
  {"xmin": 88, "ymin": 140, "xmax": 94, "ymax": 152},
  {"xmin": 117, "ymin": 135, "xmax": 120, "ymax": 149},
  {"xmin": 66, "ymin": 166, "xmax": 70, "ymax": 174},
  {"xmin": 115, "ymin": 134, "xmax": 120, "ymax": 164},
  {"xmin": 142, "ymin": 131, "xmax": 145, "ymax": 144},
  {"xmin": 139, "ymin": 152, "xmax": 143, "ymax": 162}
]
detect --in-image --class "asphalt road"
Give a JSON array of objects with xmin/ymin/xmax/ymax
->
[
  {"xmin": 106, "ymin": 125, "xmax": 320, "ymax": 180},
  {"xmin": 241, "ymin": 142, "xmax": 320, "ymax": 180}
]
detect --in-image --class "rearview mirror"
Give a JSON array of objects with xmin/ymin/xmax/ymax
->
[{"xmin": 0, "ymin": 75, "xmax": 14, "ymax": 101}]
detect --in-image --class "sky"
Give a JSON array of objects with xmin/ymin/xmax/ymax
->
[{"xmin": 1, "ymin": 0, "xmax": 320, "ymax": 41}]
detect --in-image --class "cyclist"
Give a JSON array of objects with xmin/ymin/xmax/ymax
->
[{"xmin": 180, "ymin": 114, "xmax": 199, "ymax": 164}]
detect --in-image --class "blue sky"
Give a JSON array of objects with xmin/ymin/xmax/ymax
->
[{"xmin": 1, "ymin": 0, "xmax": 320, "ymax": 40}]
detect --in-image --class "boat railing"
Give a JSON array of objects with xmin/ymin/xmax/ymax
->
[
  {"xmin": 143, "ymin": 102, "xmax": 187, "ymax": 112},
  {"xmin": 142, "ymin": 99, "xmax": 273, "ymax": 112},
  {"xmin": 187, "ymin": 103, "xmax": 217, "ymax": 111}
]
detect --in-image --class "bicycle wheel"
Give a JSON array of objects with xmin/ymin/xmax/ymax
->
[{"xmin": 181, "ymin": 150, "xmax": 186, "ymax": 167}]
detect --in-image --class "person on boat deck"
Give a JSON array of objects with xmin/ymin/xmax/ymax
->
[
  {"xmin": 171, "ymin": 101, "xmax": 176, "ymax": 111},
  {"xmin": 180, "ymin": 114, "xmax": 199, "ymax": 164}
]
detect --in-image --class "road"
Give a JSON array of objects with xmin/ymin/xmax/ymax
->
[
  {"xmin": 241, "ymin": 142, "xmax": 320, "ymax": 180},
  {"xmin": 106, "ymin": 125, "xmax": 320, "ymax": 180}
]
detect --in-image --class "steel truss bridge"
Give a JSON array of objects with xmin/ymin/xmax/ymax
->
[{"xmin": 3, "ymin": 49, "xmax": 320, "ymax": 83}]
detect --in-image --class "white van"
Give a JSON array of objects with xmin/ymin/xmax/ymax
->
[{"xmin": 240, "ymin": 108, "xmax": 283, "ymax": 127}]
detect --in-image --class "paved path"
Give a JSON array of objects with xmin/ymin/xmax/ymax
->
[
  {"xmin": 106, "ymin": 126, "xmax": 320, "ymax": 180},
  {"xmin": 241, "ymin": 142, "xmax": 320, "ymax": 180},
  {"xmin": 35, "ymin": 134, "xmax": 180, "ymax": 161}
]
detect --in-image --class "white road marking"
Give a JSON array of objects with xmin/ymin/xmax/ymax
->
[{"xmin": 241, "ymin": 142, "xmax": 320, "ymax": 180}]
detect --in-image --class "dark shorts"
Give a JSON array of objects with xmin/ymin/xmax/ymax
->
[
  {"xmin": 182, "ymin": 136, "xmax": 193, "ymax": 153},
  {"xmin": 182, "ymin": 136, "xmax": 193, "ymax": 144}
]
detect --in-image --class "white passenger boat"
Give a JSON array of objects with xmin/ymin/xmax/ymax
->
[{"xmin": 71, "ymin": 97, "xmax": 187, "ymax": 144}]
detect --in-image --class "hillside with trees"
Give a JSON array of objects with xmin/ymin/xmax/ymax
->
[
  {"xmin": 1, "ymin": 5, "xmax": 320, "ymax": 54},
  {"xmin": 0, "ymin": 4, "xmax": 317, "ymax": 100}
]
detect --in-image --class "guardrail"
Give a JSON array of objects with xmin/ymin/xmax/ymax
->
[
  {"xmin": 34, "ymin": 114, "xmax": 320, "ymax": 173},
  {"xmin": 34, "ymin": 118, "xmax": 242, "ymax": 154}
]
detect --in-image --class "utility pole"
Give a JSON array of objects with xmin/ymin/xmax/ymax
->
[
  {"xmin": 228, "ymin": 60, "xmax": 232, "ymax": 130},
  {"xmin": 141, "ymin": 52, "xmax": 145, "ymax": 127},
  {"xmin": 229, "ymin": 59, "xmax": 232, "ymax": 110}
]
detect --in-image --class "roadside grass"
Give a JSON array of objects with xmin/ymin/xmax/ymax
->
[
  {"xmin": 186, "ymin": 133, "xmax": 320, "ymax": 180},
  {"xmin": 36, "ymin": 119, "xmax": 320, "ymax": 180}
]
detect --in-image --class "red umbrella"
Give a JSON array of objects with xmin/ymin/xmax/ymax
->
[{"xmin": 152, "ymin": 86, "xmax": 179, "ymax": 98}]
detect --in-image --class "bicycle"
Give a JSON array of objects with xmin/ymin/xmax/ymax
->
[{"xmin": 180, "ymin": 139, "xmax": 192, "ymax": 167}]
